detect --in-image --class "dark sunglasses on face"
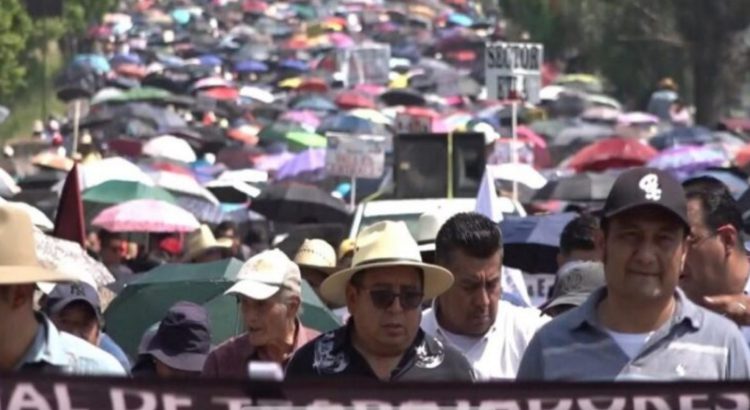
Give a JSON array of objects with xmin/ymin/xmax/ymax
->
[{"xmin": 365, "ymin": 288, "xmax": 424, "ymax": 311}]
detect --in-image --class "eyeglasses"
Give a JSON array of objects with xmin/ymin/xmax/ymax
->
[{"xmin": 364, "ymin": 288, "xmax": 424, "ymax": 311}]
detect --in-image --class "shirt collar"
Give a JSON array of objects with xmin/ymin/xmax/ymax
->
[
  {"xmin": 16, "ymin": 313, "xmax": 69, "ymax": 370},
  {"xmin": 566, "ymin": 287, "xmax": 703, "ymax": 331}
]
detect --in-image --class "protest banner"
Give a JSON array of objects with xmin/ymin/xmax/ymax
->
[
  {"xmin": 336, "ymin": 44, "xmax": 391, "ymax": 87},
  {"xmin": 326, "ymin": 133, "xmax": 386, "ymax": 207},
  {"xmin": 485, "ymin": 42, "xmax": 543, "ymax": 104},
  {"xmin": 2, "ymin": 374, "xmax": 750, "ymax": 409}
]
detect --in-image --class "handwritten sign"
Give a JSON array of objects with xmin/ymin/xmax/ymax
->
[
  {"xmin": 325, "ymin": 133, "xmax": 386, "ymax": 179},
  {"xmin": 485, "ymin": 42, "xmax": 543, "ymax": 103}
]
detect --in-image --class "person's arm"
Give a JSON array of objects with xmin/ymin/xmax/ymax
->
[
  {"xmin": 515, "ymin": 333, "xmax": 545, "ymax": 381},
  {"xmin": 202, "ymin": 350, "xmax": 219, "ymax": 378},
  {"xmin": 703, "ymin": 295, "xmax": 750, "ymax": 326}
]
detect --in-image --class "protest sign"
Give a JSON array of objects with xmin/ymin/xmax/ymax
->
[
  {"xmin": 325, "ymin": 133, "xmax": 386, "ymax": 179},
  {"xmin": 394, "ymin": 112, "xmax": 432, "ymax": 134},
  {"xmin": 337, "ymin": 44, "xmax": 391, "ymax": 87},
  {"xmin": 485, "ymin": 42, "xmax": 543, "ymax": 103},
  {"xmin": 488, "ymin": 138, "xmax": 535, "ymax": 166},
  {"xmin": 2, "ymin": 374, "xmax": 750, "ymax": 409}
]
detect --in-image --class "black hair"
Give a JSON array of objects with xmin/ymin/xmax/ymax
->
[
  {"xmin": 435, "ymin": 212, "xmax": 502, "ymax": 263},
  {"xmin": 683, "ymin": 176, "xmax": 744, "ymax": 247},
  {"xmin": 559, "ymin": 214, "xmax": 599, "ymax": 255},
  {"xmin": 98, "ymin": 229, "xmax": 124, "ymax": 245},
  {"xmin": 214, "ymin": 221, "xmax": 238, "ymax": 238}
]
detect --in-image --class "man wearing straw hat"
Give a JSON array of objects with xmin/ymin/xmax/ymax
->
[
  {"xmin": 0, "ymin": 206, "xmax": 126, "ymax": 374},
  {"xmin": 183, "ymin": 225, "xmax": 233, "ymax": 263},
  {"xmin": 286, "ymin": 221, "xmax": 474, "ymax": 381},
  {"xmin": 293, "ymin": 239, "xmax": 338, "ymax": 298}
]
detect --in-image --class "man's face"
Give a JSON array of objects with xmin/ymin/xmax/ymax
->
[
  {"xmin": 100, "ymin": 239, "xmax": 124, "ymax": 266},
  {"xmin": 346, "ymin": 267, "xmax": 423, "ymax": 356},
  {"xmin": 437, "ymin": 249, "xmax": 501, "ymax": 336},
  {"xmin": 239, "ymin": 293, "xmax": 296, "ymax": 347},
  {"xmin": 51, "ymin": 302, "xmax": 100, "ymax": 345},
  {"xmin": 681, "ymin": 199, "xmax": 730, "ymax": 300},
  {"xmin": 601, "ymin": 207, "xmax": 687, "ymax": 303}
]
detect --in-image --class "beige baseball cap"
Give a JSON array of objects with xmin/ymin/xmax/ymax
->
[{"xmin": 225, "ymin": 249, "xmax": 301, "ymax": 300}]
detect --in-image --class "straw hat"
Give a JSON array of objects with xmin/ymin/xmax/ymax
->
[
  {"xmin": 182, "ymin": 225, "xmax": 232, "ymax": 262},
  {"xmin": 320, "ymin": 221, "xmax": 454, "ymax": 306},
  {"xmin": 0, "ymin": 205, "xmax": 75, "ymax": 284},
  {"xmin": 293, "ymin": 239, "xmax": 337, "ymax": 274},
  {"xmin": 414, "ymin": 209, "xmax": 457, "ymax": 253}
]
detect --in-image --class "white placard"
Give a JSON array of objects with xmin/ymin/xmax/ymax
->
[
  {"xmin": 485, "ymin": 42, "xmax": 543, "ymax": 103},
  {"xmin": 325, "ymin": 133, "xmax": 386, "ymax": 179},
  {"xmin": 394, "ymin": 113, "xmax": 432, "ymax": 134},
  {"xmin": 337, "ymin": 43, "xmax": 391, "ymax": 87}
]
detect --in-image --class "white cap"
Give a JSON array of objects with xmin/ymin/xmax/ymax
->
[{"xmin": 225, "ymin": 249, "xmax": 301, "ymax": 300}]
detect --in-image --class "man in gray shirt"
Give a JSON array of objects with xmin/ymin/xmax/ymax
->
[{"xmin": 517, "ymin": 167, "xmax": 750, "ymax": 380}]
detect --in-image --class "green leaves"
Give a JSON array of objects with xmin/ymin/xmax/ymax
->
[{"xmin": 0, "ymin": 0, "xmax": 32, "ymax": 101}]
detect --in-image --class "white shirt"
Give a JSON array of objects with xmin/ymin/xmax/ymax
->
[
  {"xmin": 742, "ymin": 276, "xmax": 750, "ymax": 344},
  {"xmin": 421, "ymin": 300, "xmax": 550, "ymax": 380},
  {"xmin": 604, "ymin": 329, "xmax": 654, "ymax": 360}
]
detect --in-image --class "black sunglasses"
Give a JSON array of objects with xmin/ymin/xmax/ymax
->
[{"xmin": 365, "ymin": 288, "xmax": 424, "ymax": 311}]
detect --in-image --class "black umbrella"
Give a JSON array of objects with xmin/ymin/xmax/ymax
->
[
  {"xmin": 533, "ymin": 172, "xmax": 618, "ymax": 202},
  {"xmin": 500, "ymin": 213, "xmax": 577, "ymax": 273},
  {"xmin": 380, "ymin": 89, "xmax": 427, "ymax": 107},
  {"xmin": 250, "ymin": 183, "xmax": 351, "ymax": 224}
]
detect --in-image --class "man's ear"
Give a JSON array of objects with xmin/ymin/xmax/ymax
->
[{"xmin": 717, "ymin": 225, "xmax": 739, "ymax": 258}]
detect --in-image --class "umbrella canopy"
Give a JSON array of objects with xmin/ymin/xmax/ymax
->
[
  {"xmin": 92, "ymin": 199, "xmax": 200, "ymax": 233},
  {"xmin": 349, "ymin": 108, "xmax": 392, "ymax": 125},
  {"xmin": 318, "ymin": 114, "xmax": 386, "ymax": 135},
  {"xmin": 77, "ymin": 157, "xmax": 155, "ymax": 190},
  {"xmin": 648, "ymin": 145, "xmax": 729, "ymax": 179},
  {"xmin": 3, "ymin": 201, "xmax": 54, "ymax": 231},
  {"xmin": 275, "ymin": 148, "xmax": 326, "ymax": 181},
  {"xmin": 567, "ymin": 138, "xmax": 658, "ymax": 172},
  {"xmin": 290, "ymin": 95, "xmax": 337, "ymax": 112},
  {"xmin": 83, "ymin": 180, "xmax": 176, "ymax": 205},
  {"xmin": 105, "ymin": 259, "xmax": 340, "ymax": 357},
  {"xmin": 689, "ymin": 169, "xmax": 749, "ymax": 200},
  {"xmin": 0, "ymin": 168, "xmax": 20, "ymax": 198},
  {"xmin": 286, "ymin": 131, "xmax": 327, "ymax": 151},
  {"xmin": 533, "ymin": 172, "xmax": 619, "ymax": 202},
  {"xmin": 148, "ymin": 170, "xmax": 219, "ymax": 205},
  {"xmin": 205, "ymin": 180, "xmax": 262, "ymax": 203},
  {"xmin": 251, "ymin": 183, "xmax": 350, "ymax": 224},
  {"xmin": 34, "ymin": 229, "xmax": 114, "ymax": 289},
  {"xmin": 380, "ymin": 88, "xmax": 426, "ymax": 107},
  {"xmin": 143, "ymin": 135, "xmax": 198, "ymax": 163},
  {"xmin": 649, "ymin": 126, "xmax": 716, "ymax": 150},
  {"xmin": 335, "ymin": 91, "xmax": 376, "ymax": 110},
  {"xmin": 500, "ymin": 213, "xmax": 578, "ymax": 273}
]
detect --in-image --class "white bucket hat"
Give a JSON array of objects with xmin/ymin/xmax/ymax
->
[{"xmin": 320, "ymin": 221, "xmax": 454, "ymax": 306}]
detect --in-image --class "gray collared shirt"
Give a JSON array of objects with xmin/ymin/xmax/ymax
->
[
  {"xmin": 517, "ymin": 288, "xmax": 750, "ymax": 381},
  {"xmin": 15, "ymin": 313, "xmax": 126, "ymax": 375}
]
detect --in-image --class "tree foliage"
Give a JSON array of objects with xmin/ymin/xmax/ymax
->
[
  {"xmin": 501, "ymin": 0, "xmax": 750, "ymax": 125},
  {"xmin": 0, "ymin": 0, "xmax": 32, "ymax": 101}
]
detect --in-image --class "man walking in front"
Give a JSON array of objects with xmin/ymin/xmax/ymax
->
[
  {"xmin": 517, "ymin": 167, "xmax": 750, "ymax": 380},
  {"xmin": 421, "ymin": 212, "xmax": 548, "ymax": 380},
  {"xmin": 286, "ymin": 221, "xmax": 474, "ymax": 381}
]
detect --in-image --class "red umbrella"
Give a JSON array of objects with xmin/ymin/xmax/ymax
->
[
  {"xmin": 200, "ymin": 87, "xmax": 239, "ymax": 101},
  {"xmin": 403, "ymin": 106, "xmax": 440, "ymax": 119},
  {"xmin": 335, "ymin": 91, "xmax": 375, "ymax": 109},
  {"xmin": 567, "ymin": 137, "xmax": 658, "ymax": 172},
  {"xmin": 298, "ymin": 78, "xmax": 329, "ymax": 93},
  {"xmin": 734, "ymin": 144, "xmax": 750, "ymax": 169},
  {"xmin": 243, "ymin": 0, "xmax": 268, "ymax": 13},
  {"xmin": 150, "ymin": 161, "xmax": 194, "ymax": 176}
]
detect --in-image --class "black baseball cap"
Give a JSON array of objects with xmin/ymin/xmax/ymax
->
[
  {"xmin": 44, "ymin": 282, "xmax": 102, "ymax": 321},
  {"xmin": 146, "ymin": 301, "xmax": 212, "ymax": 372},
  {"xmin": 602, "ymin": 167, "xmax": 689, "ymax": 230}
]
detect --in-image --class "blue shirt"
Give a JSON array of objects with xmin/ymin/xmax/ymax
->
[
  {"xmin": 517, "ymin": 288, "xmax": 750, "ymax": 381},
  {"xmin": 15, "ymin": 313, "xmax": 127, "ymax": 375}
]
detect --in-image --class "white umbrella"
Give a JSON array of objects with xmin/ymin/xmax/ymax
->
[
  {"xmin": 489, "ymin": 163, "xmax": 548, "ymax": 189},
  {"xmin": 70, "ymin": 157, "xmax": 154, "ymax": 191},
  {"xmin": 0, "ymin": 168, "xmax": 20, "ymax": 198},
  {"xmin": 217, "ymin": 169, "xmax": 269, "ymax": 184},
  {"xmin": 143, "ymin": 135, "xmax": 197, "ymax": 163},
  {"xmin": 0, "ymin": 200, "xmax": 54, "ymax": 231},
  {"xmin": 148, "ymin": 170, "xmax": 219, "ymax": 205},
  {"xmin": 239, "ymin": 86, "xmax": 275, "ymax": 104}
]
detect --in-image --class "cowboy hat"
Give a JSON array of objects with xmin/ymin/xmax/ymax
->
[
  {"xmin": 182, "ymin": 225, "xmax": 232, "ymax": 262},
  {"xmin": 293, "ymin": 239, "xmax": 337, "ymax": 274},
  {"xmin": 320, "ymin": 221, "xmax": 454, "ymax": 306},
  {"xmin": 414, "ymin": 209, "xmax": 459, "ymax": 253},
  {"xmin": 0, "ymin": 205, "xmax": 75, "ymax": 284}
]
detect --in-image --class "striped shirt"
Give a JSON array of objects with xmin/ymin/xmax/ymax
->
[{"xmin": 517, "ymin": 288, "xmax": 750, "ymax": 381}]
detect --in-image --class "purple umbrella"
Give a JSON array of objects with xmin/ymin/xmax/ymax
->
[
  {"xmin": 253, "ymin": 151, "xmax": 296, "ymax": 172},
  {"xmin": 275, "ymin": 148, "xmax": 327, "ymax": 182},
  {"xmin": 281, "ymin": 110, "xmax": 322, "ymax": 129},
  {"xmin": 647, "ymin": 145, "xmax": 728, "ymax": 179}
]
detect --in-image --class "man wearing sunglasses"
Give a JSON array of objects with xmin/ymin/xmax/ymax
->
[
  {"xmin": 680, "ymin": 177, "xmax": 750, "ymax": 341},
  {"xmin": 286, "ymin": 221, "xmax": 474, "ymax": 381}
]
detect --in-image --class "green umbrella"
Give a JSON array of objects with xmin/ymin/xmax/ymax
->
[
  {"xmin": 258, "ymin": 121, "xmax": 304, "ymax": 141},
  {"xmin": 112, "ymin": 87, "xmax": 173, "ymax": 103},
  {"xmin": 104, "ymin": 259, "xmax": 245, "ymax": 356},
  {"xmin": 104, "ymin": 258, "xmax": 341, "ymax": 357},
  {"xmin": 82, "ymin": 180, "xmax": 177, "ymax": 205},
  {"xmin": 285, "ymin": 131, "xmax": 327, "ymax": 151}
]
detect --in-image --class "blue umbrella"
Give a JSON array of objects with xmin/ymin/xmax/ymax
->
[
  {"xmin": 317, "ymin": 114, "xmax": 387, "ymax": 135},
  {"xmin": 500, "ymin": 213, "xmax": 577, "ymax": 274},
  {"xmin": 199, "ymin": 55, "xmax": 223, "ymax": 67},
  {"xmin": 171, "ymin": 8, "xmax": 191, "ymax": 25},
  {"xmin": 279, "ymin": 59, "xmax": 309, "ymax": 72},
  {"xmin": 649, "ymin": 126, "xmax": 715, "ymax": 150},
  {"xmin": 235, "ymin": 60, "xmax": 269, "ymax": 73},
  {"xmin": 275, "ymin": 148, "xmax": 326, "ymax": 182},
  {"xmin": 686, "ymin": 169, "xmax": 749, "ymax": 200},
  {"xmin": 291, "ymin": 95, "xmax": 337, "ymax": 112},
  {"xmin": 73, "ymin": 54, "xmax": 111, "ymax": 74},
  {"xmin": 448, "ymin": 13, "xmax": 474, "ymax": 27},
  {"xmin": 110, "ymin": 53, "xmax": 142, "ymax": 67}
]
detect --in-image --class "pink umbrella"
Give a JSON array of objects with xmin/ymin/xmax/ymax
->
[
  {"xmin": 281, "ymin": 110, "xmax": 322, "ymax": 128},
  {"xmin": 328, "ymin": 32, "xmax": 354, "ymax": 48},
  {"xmin": 92, "ymin": 199, "xmax": 200, "ymax": 233},
  {"xmin": 354, "ymin": 84, "xmax": 386, "ymax": 96}
]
